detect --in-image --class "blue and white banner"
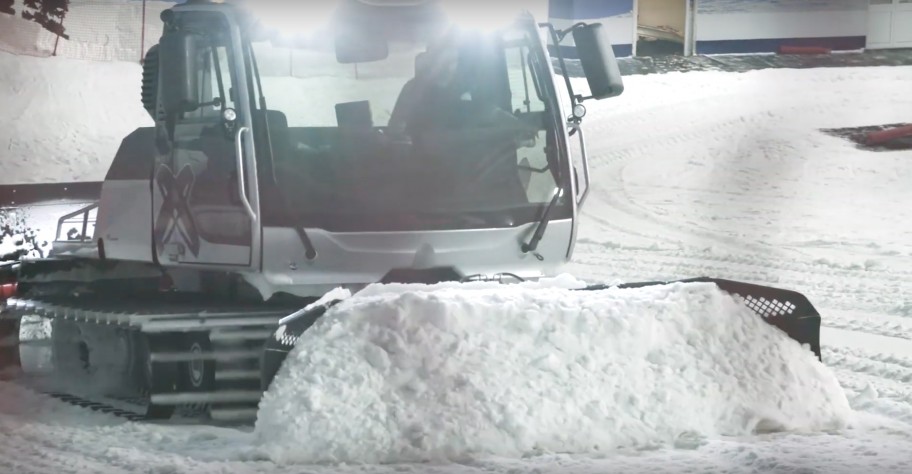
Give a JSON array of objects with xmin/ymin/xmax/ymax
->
[
  {"xmin": 695, "ymin": 0, "xmax": 867, "ymax": 54},
  {"xmin": 548, "ymin": 0, "xmax": 868, "ymax": 57}
]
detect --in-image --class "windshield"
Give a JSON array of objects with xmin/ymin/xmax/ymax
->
[{"xmin": 248, "ymin": 16, "xmax": 567, "ymax": 232}]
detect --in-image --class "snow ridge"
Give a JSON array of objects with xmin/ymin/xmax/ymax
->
[{"xmin": 254, "ymin": 280, "xmax": 852, "ymax": 464}]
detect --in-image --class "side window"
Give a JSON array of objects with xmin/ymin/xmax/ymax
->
[
  {"xmin": 504, "ymin": 32, "xmax": 554, "ymax": 203},
  {"xmin": 182, "ymin": 43, "xmax": 236, "ymax": 122},
  {"xmin": 168, "ymin": 38, "xmax": 237, "ymax": 178},
  {"xmin": 504, "ymin": 37, "xmax": 546, "ymax": 113}
]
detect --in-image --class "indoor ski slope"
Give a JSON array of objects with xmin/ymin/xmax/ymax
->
[{"xmin": 1, "ymin": 61, "xmax": 912, "ymax": 473}]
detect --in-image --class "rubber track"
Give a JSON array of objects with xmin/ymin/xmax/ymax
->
[
  {"xmin": 41, "ymin": 391, "xmax": 148, "ymax": 422},
  {"xmin": 8, "ymin": 373, "xmax": 158, "ymax": 422},
  {"xmin": 18, "ymin": 380, "xmax": 215, "ymax": 423},
  {"xmin": 3, "ymin": 294, "xmax": 298, "ymax": 425}
]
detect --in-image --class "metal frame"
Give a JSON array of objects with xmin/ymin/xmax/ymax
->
[
  {"xmin": 686, "ymin": 0, "xmax": 697, "ymax": 56},
  {"xmin": 54, "ymin": 203, "xmax": 98, "ymax": 243},
  {"xmin": 1, "ymin": 296, "xmax": 289, "ymax": 333},
  {"xmin": 568, "ymin": 122, "xmax": 591, "ymax": 206},
  {"xmin": 632, "ymin": 0, "xmax": 640, "ymax": 56},
  {"xmin": 234, "ymin": 126, "xmax": 257, "ymax": 221},
  {"xmin": 538, "ymin": 22, "xmax": 592, "ymax": 208}
]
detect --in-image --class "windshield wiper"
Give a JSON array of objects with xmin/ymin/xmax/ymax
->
[
  {"xmin": 521, "ymin": 187, "xmax": 563, "ymax": 260},
  {"xmin": 249, "ymin": 44, "xmax": 316, "ymax": 261}
]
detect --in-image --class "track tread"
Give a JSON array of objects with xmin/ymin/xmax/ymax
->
[
  {"xmin": 3, "ymin": 293, "xmax": 300, "ymax": 425},
  {"xmin": 42, "ymin": 391, "xmax": 148, "ymax": 421}
]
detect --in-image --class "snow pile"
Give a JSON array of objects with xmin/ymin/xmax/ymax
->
[
  {"xmin": 254, "ymin": 280, "xmax": 852, "ymax": 464},
  {"xmin": 0, "ymin": 208, "xmax": 46, "ymax": 260}
]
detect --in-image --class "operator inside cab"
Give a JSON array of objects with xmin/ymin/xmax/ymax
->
[{"xmin": 389, "ymin": 28, "xmax": 533, "ymax": 143}]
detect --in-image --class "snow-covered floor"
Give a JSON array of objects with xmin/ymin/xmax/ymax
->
[
  {"xmin": 2, "ymin": 64, "xmax": 912, "ymax": 473},
  {"xmin": 0, "ymin": 51, "xmax": 152, "ymax": 185}
]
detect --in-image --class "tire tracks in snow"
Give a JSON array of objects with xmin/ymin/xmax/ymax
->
[
  {"xmin": 580, "ymin": 125, "xmax": 812, "ymax": 260},
  {"xmin": 572, "ymin": 98, "xmax": 912, "ymax": 337},
  {"xmin": 567, "ymin": 243, "xmax": 912, "ymax": 341},
  {"xmin": 826, "ymin": 346, "xmax": 912, "ymax": 386},
  {"xmin": 824, "ymin": 345, "xmax": 912, "ymax": 425},
  {"xmin": 576, "ymin": 72, "xmax": 912, "ymax": 275}
]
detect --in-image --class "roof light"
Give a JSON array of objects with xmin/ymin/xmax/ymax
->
[
  {"xmin": 355, "ymin": 0, "xmax": 430, "ymax": 5},
  {"xmin": 438, "ymin": 0, "xmax": 524, "ymax": 33},
  {"xmin": 242, "ymin": 0, "xmax": 341, "ymax": 38}
]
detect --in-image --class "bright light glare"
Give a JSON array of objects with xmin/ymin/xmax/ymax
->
[
  {"xmin": 241, "ymin": 0, "xmax": 341, "ymax": 38},
  {"xmin": 438, "ymin": 0, "xmax": 526, "ymax": 32},
  {"xmin": 242, "ymin": 1, "xmax": 530, "ymax": 37}
]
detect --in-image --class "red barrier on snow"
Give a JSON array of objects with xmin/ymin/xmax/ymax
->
[
  {"xmin": 866, "ymin": 124, "xmax": 912, "ymax": 145},
  {"xmin": 778, "ymin": 45, "xmax": 832, "ymax": 55},
  {"xmin": 0, "ymin": 282, "xmax": 16, "ymax": 300}
]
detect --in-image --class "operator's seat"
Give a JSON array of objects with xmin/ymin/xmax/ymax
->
[{"xmin": 254, "ymin": 109, "xmax": 293, "ymax": 166}]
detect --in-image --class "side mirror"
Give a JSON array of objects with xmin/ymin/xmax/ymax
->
[
  {"xmin": 158, "ymin": 31, "xmax": 201, "ymax": 114},
  {"xmin": 572, "ymin": 23, "xmax": 624, "ymax": 99}
]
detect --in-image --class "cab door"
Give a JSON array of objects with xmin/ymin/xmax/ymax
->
[{"xmin": 151, "ymin": 11, "xmax": 261, "ymax": 269}]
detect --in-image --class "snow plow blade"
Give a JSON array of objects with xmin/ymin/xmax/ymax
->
[
  {"xmin": 584, "ymin": 277, "xmax": 822, "ymax": 360},
  {"xmin": 261, "ymin": 276, "xmax": 823, "ymax": 394}
]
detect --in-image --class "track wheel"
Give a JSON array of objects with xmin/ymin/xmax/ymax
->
[
  {"xmin": 135, "ymin": 333, "xmax": 179, "ymax": 420},
  {"xmin": 179, "ymin": 332, "xmax": 215, "ymax": 417},
  {"xmin": 51, "ymin": 320, "xmax": 89, "ymax": 379}
]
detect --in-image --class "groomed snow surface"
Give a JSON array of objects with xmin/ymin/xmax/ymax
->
[{"xmin": 1, "ymin": 55, "xmax": 912, "ymax": 472}]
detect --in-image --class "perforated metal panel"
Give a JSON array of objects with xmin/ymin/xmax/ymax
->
[
  {"xmin": 739, "ymin": 294, "xmax": 797, "ymax": 319},
  {"xmin": 596, "ymin": 276, "xmax": 822, "ymax": 360}
]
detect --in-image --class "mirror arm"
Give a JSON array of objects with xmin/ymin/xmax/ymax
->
[
  {"xmin": 557, "ymin": 23, "xmax": 589, "ymax": 41},
  {"xmin": 541, "ymin": 21, "xmax": 599, "ymax": 115},
  {"xmin": 540, "ymin": 22, "xmax": 580, "ymax": 110},
  {"xmin": 196, "ymin": 97, "xmax": 223, "ymax": 109},
  {"xmin": 547, "ymin": 22, "xmax": 592, "ymax": 133}
]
